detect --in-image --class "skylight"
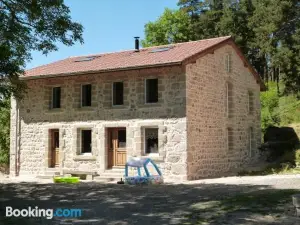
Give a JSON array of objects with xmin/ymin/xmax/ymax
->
[
  {"xmin": 150, "ymin": 47, "xmax": 172, "ymax": 53},
  {"xmin": 74, "ymin": 56, "xmax": 99, "ymax": 62}
]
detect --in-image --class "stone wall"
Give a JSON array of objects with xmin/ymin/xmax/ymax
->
[
  {"xmin": 186, "ymin": 44, "xmax": 261, "ymax": 179},
  {"xmin": 10, "ymin": 45, "xmax": 262, "ymax": 181},
  {"xmin": 10, "ymin": 66, "xmax": 188, "ymax": 180}
]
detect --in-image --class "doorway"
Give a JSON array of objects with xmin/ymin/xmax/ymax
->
[
  {"xmin": 107, "ymin": 128, "xmax": 127, "ymax": 168},
  {"xmin": 49, "ymin": 129, "xmax": 59, "ymax": 168}
]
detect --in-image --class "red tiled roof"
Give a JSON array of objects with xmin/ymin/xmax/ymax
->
[
  {"xmin": 24, "ymin": 36, "xmax": 265, "ymax": 90},
  {"xmin": 25, "ymin": 36, "xmax": 232, "ymax": 77}
]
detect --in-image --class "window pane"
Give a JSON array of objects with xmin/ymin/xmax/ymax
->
[
  {"xmin": 113, "ymin": 82, "xmax": 124, "ymax": 105},
  {"xmin": 145, "ymin": 128, "xmax": 158, "ymax": 154},
  {"xmin": 146, "ymin": 79, "xmax": 158, "ymax": 103},
  {"xmin": 81, "ymin": 130, "xmax": 92, "ymax": 153},
  {"xmin": 82, "ymin": 84, "xmax": 92, "ymax": 107},
  {"xmin": 52, "ymin": 87, "xmax": 61, "ymax": 108},
  {"xmin": 118, "ymin": 129, "xmax": 126, "ymax": 148},
  {"xmin": 54, "ymin": 131, "xmax": 59, "ymax": 148}
]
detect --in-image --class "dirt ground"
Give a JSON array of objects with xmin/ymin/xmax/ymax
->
[{"xmin": 0, "ymin": 174, "xmax": 300, "ymax": 225}]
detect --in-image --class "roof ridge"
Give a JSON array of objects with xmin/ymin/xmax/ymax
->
[{"xmin": 69, "ymin": 36, "xmax": 232, "ymax": 59}]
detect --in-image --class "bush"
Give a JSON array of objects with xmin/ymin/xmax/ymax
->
[
  {"xmin": 260, "ymin": 82, "xmax": 280, "ymax": 133},
  {"xmin": 279, "ymin": 94, "xmax": 300, "ymax": 125},
  {"xmin": 295, "ymin": 147, "xmax": 300, "ymax": 167},
  {"xmin": 0, "ymin": 98, "xmax": 10, "ymax": 166}
]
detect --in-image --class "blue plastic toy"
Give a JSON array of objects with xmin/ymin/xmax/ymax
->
[{"xmin": 124, "ymin": 158, "xmax": 163, "ymax": 185}]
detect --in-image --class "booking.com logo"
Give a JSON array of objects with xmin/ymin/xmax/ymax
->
[{"xmin": 6, "ymin": 206, "xmax": 82, "ymax": 219}]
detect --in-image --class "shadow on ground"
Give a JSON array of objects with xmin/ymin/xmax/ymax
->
[{"xmin": 0, "ymin": 181, "xmax": 299, "ymax": 225}]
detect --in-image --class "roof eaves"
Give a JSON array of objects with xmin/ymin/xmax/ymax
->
[{"xmin": 21, "ymin": 61, "xmax": 183, "ymax": 80}]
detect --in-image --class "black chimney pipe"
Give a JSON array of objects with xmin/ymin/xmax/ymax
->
[{"xmin": 134, "ymin": 37, "xmax": 140, "ymax": 52}]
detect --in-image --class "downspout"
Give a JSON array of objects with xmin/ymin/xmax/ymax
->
[{"xmin": 14, "ymin": 99, "xmax": 19, "ymax": 176}]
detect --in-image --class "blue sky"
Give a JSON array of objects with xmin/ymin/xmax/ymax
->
[{"xmin": 26, "ymin": 0, "xmax": 178, "ymax": 69}]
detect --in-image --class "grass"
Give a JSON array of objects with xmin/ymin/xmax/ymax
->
[
  {"xmin": 184, "ymin": 189, "xmax": 298, "ymax": 224},
  {"xmin": 238, "ymin": 164, "xmax": 300, "ymax": 176},
  {"xmin": 239, "ymin": 148, "xmax": 300, "ymax": 176}
]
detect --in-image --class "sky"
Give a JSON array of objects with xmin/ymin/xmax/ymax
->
[{"xmin": 26, "ymin": 0, "xmax": 178, "ymax": 69}]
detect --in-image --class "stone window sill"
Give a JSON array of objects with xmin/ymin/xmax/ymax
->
[{"xmin": 74, "ymin": 155, "xmax": 96, "ymax": 161}]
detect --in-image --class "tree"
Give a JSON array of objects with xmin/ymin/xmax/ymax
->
[
  {"xmin": 0, "ymin": 0, "xmax": 84, "ymax": 99},
  {"xmin": 0, "ymin": 98, "xmax": 10, "ymax": 165},
  {"xmin": 249, "ymin": 0, "xmax": 300, "ymax": 94},
  {"xmin": 142, "ymin": 8, "xmax": 192, "ymax": 47},
  {"xmin": 0, "ymin": 0, "xmax": 84, "ymax": 167},
  {"xmin": 144, "ymin": 0, "xmax": 300, "ymax": 95}
]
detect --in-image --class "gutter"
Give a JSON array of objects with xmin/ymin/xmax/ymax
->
[{"xmin": 20, "ymin": 62, "xmax": 183, "ymax": 81}]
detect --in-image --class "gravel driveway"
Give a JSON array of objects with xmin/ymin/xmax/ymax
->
[{"xmin": 0, "ymin": 175, "xmax": 300, "ymax": 225}]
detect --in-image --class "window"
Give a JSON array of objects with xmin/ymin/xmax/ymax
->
[
  {"xmin": 112, "ymin": 82, "xmax": 124, "ymax": 106},
  {"xmin": 144, "ymin": 128, "xmax": 159, "ymax": 154},
  {"xmin": 81, "ymin": 130, "xmax": 92, "ymax": 154},
  {"xmin": 248, "ymin": 91, "xmax": 254, "ymax": 114},
  {"xmin": 145, "ymin": 79, "xmax": 158, "ymax": 103},
  {"xmin": 225, "ymin": 53, "xmax": 232, "ymax": 73},
  {"xmin": 227, "ymin": 128, "xmax": 233, "ymax": 152},
  {"xmin": 249, "ymin": 127, "xmax": 254, "ymax": 157},
  {"xmin": 117, "ymin": 129, "xmax": 126, "ymax": 148},
  {"xmin": 81, "ymin": 84, "xmax": 92, "ymax": 107},
  {"xmin": 52, "ymin": 87, "xmax": 61, "ymax": 109},
  {"xmin": 225, "ymin": 82, "xmax": 233, "ymax": 117}
]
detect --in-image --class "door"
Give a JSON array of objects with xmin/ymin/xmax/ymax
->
[
  {"xmin": 49, "ymin": 129, "xmax": 59, "ymax": 168},
  {"xmin": 107, "ymin": 128, "xmax": 127, "ymax": 168}
]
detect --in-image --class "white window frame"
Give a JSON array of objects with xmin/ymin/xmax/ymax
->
[
  {"xmin": 81, "ymin": 84, "xmax": 92, "ymax": 107},
  {"xmin": 80, "ymin": 128, "xmax": 92, "ymax": 156},
  {"xmin": 143, "ymin": 127, "xmax": 159, "ymax": 156},
  {"xmin": 112, "ymin": 81, "xmax": 124, "ymax": 106},
  {"xmin": 51, "ymin": 86, "xmax": 61, "ymax": 109},
  {"xmin": 145, "ymin": 78, "xmax": 158, "ymax": 104}
]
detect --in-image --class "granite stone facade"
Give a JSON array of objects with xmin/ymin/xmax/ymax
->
[
  {"xmin": 10, "ymin": 44, "xmax": 262, "ymax": 181},
  {"xmin": 186, "ymin": 45, "xmax": 261, "ymax": 179}
]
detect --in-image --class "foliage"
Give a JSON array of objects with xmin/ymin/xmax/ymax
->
[
  {"xmin": 239, "ymin": 147, "xmax": 300, "ymax": 176},
  {"xmin": 142, "ymin": 8, "xmax": 192, "ymax": 47},
  {"xmin": 260, "ymin": 82, "xmax": 280, "ymax": 132},
  {"xmin": 0, "ymin": 0, "xmax": 84, "ymax": 98},
  {"xmin": 260, "ymin": 81, "xmax": 300, "ymax": 131},
  {"xmin": 143, "ymin": 0, "xmax": 300, "ymax": 95},
  {"xmin": 278, "ymin": 94, "xmax": 300, "ymax": 125},
  {"xmin": 0, "ymin": 98, "xmax": 10, "ymax": 165}
]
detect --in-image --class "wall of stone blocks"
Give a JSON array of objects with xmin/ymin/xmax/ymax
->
[
  {"xmin": 186, "ymin": 44, "xmax": 262, "ymax": 180},
  {"xmin": 10, "ymin": 66, "xmax": 188, "ymax": 180}
]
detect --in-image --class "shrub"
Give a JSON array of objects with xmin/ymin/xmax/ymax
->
[
  {"xmin": 0, "ymin": 98, "xmax": 10, "ymax": 166},
  {"xmin": 295, "ymin": 148, "xmax": 300, "ymax": 167},
  {"xmin": 260, "ymin": 82, "xmax": 280, "ymax": 133},
  {"xmin": 279, "ymin": 94, "xmax": 300, "ymax": 125}
]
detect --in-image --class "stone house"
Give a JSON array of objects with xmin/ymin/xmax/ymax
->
[{"xmin": 9, "ymin": 36, "xmax": 265, "ymax": 181}]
